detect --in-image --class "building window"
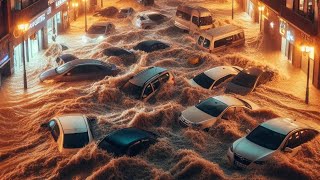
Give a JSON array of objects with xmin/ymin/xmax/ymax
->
[
  {"xmin": 299, "ymin": 0, "xmax": 305, "ymax": 12},
  {"xmin": 15, "ymin": 0, "xmax": 40, "ymax": 10},
  {"xmin": 0, "ymin": 0, "xmax": 8, "ymax": 38}
]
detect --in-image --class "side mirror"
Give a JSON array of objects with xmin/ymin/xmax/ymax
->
[
  {"xmin": 40, "ymin": 122, "xmax": 48, "ymax": 128},
  {"xmin": 246, "ymin": 129, "xmax": 250, "ymax": 134},
  {"xmin": 284, "ymin": 147, "xmax": 293, "ymax": 153}
]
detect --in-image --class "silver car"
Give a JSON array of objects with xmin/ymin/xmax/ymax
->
[
  {"xmin": 133, "ymin": 11, "xmax": 168, "ymax": 29},
  {"xmin": 179, "ymin": 95, "xmax": 259, "ymax": 130},
  {"xmin": 227, "ymin": 118, "xmax": 319, "ymax": 168}
]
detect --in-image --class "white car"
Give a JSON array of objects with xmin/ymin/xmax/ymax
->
[
  {"xmin": 227, "ymin": 118, "xmax": 319, "ymax": 168},
  {"xmin": 179, "ymin": 95, "xmax": 259, "ymax": 130},
  {"xmin": 82, "ymin": 21, "xmax": 115, "ymax": 43},
  {"xmin": 133, "ymin": 11, "xmax": 168, "ymax": 29},
  {"xmin": 188, "ymin": 66, "xmax": 242, "ymax": 89},
  {"xmin": 42, "ymin": 114, "xmax": 94, "ymax": 153}
]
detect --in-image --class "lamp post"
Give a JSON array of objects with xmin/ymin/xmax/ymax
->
[
  {"xmin": 232, "ymin": 0, "xmax": 234, "ymax": 20},
  {"xmin": 301, "ymin": 45, "xmax": 313, "ymax": 104},
  {"xmin": 258, "ymin": 6, "xmax": 265, "ymax": 32},
  {"xmin": 17, "ymin": 23, "xmax": 29, "ymax": 89},
  {"xmin": 83, "ymin": 0, "xmax": 87, "ymax": 32}
]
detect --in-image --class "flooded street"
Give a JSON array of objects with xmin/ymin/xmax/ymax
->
[{"xmin": 0, "ymin": 0, "xmax": 319, "ymax": 179}]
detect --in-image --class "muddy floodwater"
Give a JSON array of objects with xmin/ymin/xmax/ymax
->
[{"xmin": 0, "ymin": 0, "xmax": 319, "ymax": 179}]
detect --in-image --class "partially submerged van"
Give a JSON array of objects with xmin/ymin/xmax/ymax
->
[
  {"xmin": 196, "ymin": 25, "xmax": 245, "ymax": 53},
  {"xmin": 174, "ymin": 4, "xmax": 213, "ymax": 33}
]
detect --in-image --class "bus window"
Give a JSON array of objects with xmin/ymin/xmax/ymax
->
[{"xmin": 203, "ymin": 39, "xmax": 211, "ymax": 49}]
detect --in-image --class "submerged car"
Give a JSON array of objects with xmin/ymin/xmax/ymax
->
[
  {"xmin": 97, "ymin": 127, "xmax": 158, "ymax": 156},
  {"xmin": 137, "ymin": 0, "xmax": 154, "ymax": 6},
  {"xmin": 93, "ymin": 6, "xmax": 118, "ymax": 17},
  {"xmin": 189, "ymin": 66, "xmax": 242, "ymax": 89},
  {"xmin": 117, "ymin": 7, "xmax": 134, "ymax": 18},
  {"xmin": 225, "ymin": 67, "xmax": 269, "ymax": 95},
  {"xmin": 56, "ymin": 54, "xmax": 78, "ymax": 65},
  {"xmin": 40, "ymin": 59, "xmax": 119, "ymax": 83},
  {"xmin": 133, "ymin": 11, "xmax": 168, "ymax": 29},
  {"xmin": 133, "ymin": 40, "xmax": 169, "ymax": 53},
  {"xmin": 103, "ymin": 47, "xmax": 136, "ymax": 64},
  {"xmin": 41, "ymin": 114, "xmax": 94, "ymax": 153},
  {"xmin": 179, "ymin": 95, "xmax": 259, "ymax": 130},
  {"xmin": 82, "ymin": 22, "xmax": 115, "ymax": 43},
  {"xmin": 122, "ymin": 66, "xmax": 174, "ymax": 101},
  {"xmin": 227, "ymin": 118, "xmax": 319, "ymax": 168}
]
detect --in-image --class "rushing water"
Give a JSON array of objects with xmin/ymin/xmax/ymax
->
[{"xmin": 0, "ymin": 0, "xmax": 319, "ymax": 179}]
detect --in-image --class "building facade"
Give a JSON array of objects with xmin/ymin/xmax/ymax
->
[{"xmin": 240, "ymin": 0, "xmax": 320, "ymax": 89}]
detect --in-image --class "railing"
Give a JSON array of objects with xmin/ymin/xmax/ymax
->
[
  {"xmin": 13, "ymin": 0, "xmax": 48, "ymax": 24},
  {"xmin": 280, "ymin": 7, "xmax": 317, "ymax": 35}
]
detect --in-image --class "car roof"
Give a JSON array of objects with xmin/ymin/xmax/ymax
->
[
  {"xmin": 56, "ymin": 114, "xmax": 88, "ymax": 134},
  {"xmin": 66, "ymin": 59, "xmax": 107, "ymax": 67},
  {"xmin": 136, "ymin": 40, "xmax": 167, "ymax": 47},
  {"xmin": 204, "ymin": 25, "xmax": 243, "ymax": 37},
  {"xmin": 129, "ymin": 66, "xmax": 168, "ymax": 87},
  {"xmin": 261, "ymin": 118, "xmax": 313, "ymax": 135},
  {"xmin": 105, "ymin": 127, "xmax": 156, "ymax": 147},
  {"xmin": 203, "ymin": 66, "xmax": 239, "ymax": 80},
  {"xmin": 92, "ymin": 21, "xmax": 112, "ymax": 26},
  {"xmin": 242, "ymin": 67, "xmax": 264, "ymax": 76},
  {"xmin": 213, "ymin": 95, "xmax": 248, "ymax": 107}
]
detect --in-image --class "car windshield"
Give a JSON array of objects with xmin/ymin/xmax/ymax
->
[
  {"xmin": 87, "ymin": 25, "xmax": 106, "ymax": 34},
  {"xmin": 122, "ymin": 82, "xmax": 142, "ymax": 99},
  {"xmin": 246, "ymin": 125, "xmax": 286, "ymax": 150},
  {"xmin": 148, "ymin": 14, "xmax": 164, "ymax": 22},
  {"xmin": 56, "ymin": 63, "xmax": 72, "ymax": 74},
  {"xmin": 63, "ymin": 132, "xmax": 89, "ymax": 149},
  {"xmin": 195, "ymin": 98, "xmax": 228, "ymax": 117},
  {"xmin": 231, "ymin": 72, "xmax": 258, "ymax": 88},
  {"xmin": 199, "ymin": 16, "xmax": 213, "ymax": 26},
  {"xmin": 193, "ymin": 72, "xmax": 214, "ymax": 89}
]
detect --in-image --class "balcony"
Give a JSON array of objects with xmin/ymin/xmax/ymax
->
[
  {"xmin": 259, "ymin": 0, "xmax": 281, "ymax": 12},
  {"xmin": 13, "ymin": 0, "xmax": 48, "ymax": 24},
  {"xmin": 280, "ymin": 7, "xmax": 317, "ymax": 36}
]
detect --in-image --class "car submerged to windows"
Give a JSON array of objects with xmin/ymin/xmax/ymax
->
[
  {"xmin": 227, "ymin": 118, "xmax": 319, "ymax": 168},
  {"xmin": 225, "ymin": 67, "xmax": 270, "ymax": 95},
  {"xmin": 82, "ymin": 22, "xmax": 115, "ymax": 43},
  {"xmin": 133, "ymin": 11, "xmax": 168, "ymax": 29},
  {"xmin": 97, "ymin": 127, "xmax": 158, "ymax": 156},
  {"xmin": 133, "ymin": 40, "xmax": 170, "ymax": 53},
  {"xmin": 41, "ymin": 114, "xmax": 94, "ymax": 153},
  {"xmin": 179, "ymin": 95, "xmax": 259, "ymax": 130},
  {"xmin": 122, "ymin": 66, "xmax": 174, "ymax": 101},
  {"xmin": 39, "ymin": 59, "xmax": 119, "ymax": 83},
  {"xmin": 189, "ymin": 66, "xmax": 242, "ymax": 89}
]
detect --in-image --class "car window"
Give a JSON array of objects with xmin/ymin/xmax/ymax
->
[
  {"xmin": 143, "ymin": 84, "xmax": 153, "ymax": 98},
  {"xmin": 49, "ymin": 120, "xmax": 60, "ymax": 142},
  {"xmin": 300, "ymin": 129, "xmax": 318, "ymax": 144},
  {"xmin": 139, "ymin": 15, "xmax": 146, "ymax": 20},
  {"xmin": 148, "ymin": 14, "xmax": 164, "ymax": 22},
  {"xmin": 286, "ymin": 131, "xmax": 302, "ymax": 149},
  {"xmin": 107, "ymin": 24, "xmax": 113, "ymax": 32},
  {"xmin": 203, "ymin": 39, "xmax": 211, "ymax": 49},
  {"xmin": 159, "ymin": 73, "xmax": 170, "ymax": 83},
  {"xmin": 192, "ymin": 16, "xmax": 199, "ymax": 26},
  {"xmin": 214, "ymin": 35, "xmax": 234, "ymax": 48},
  {"xmin": 198, "ymin": 36, "xmax": 204, "ymax": 45},
  {"xmin": 152, "ymin": 79, "xmax": 161, "ymax": 90},
  {"xmin": 221, "ymin": 107, "xmax": 235, "ymax": 120},
  {"xmin": 213, "ymin": 74, "xmax": 234, "ymax": 88}
]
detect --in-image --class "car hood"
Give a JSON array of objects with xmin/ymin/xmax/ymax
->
[
  {"xmin": 226, "ymin": 82, "xmax": 253, "ymax": 95},
  {"xmin": 234, "ymin": 137, "xmax": 275, "ymax": 162},
  {"xmin": 39, "ymin": 68, "xmax": 58, "ymax": 82},
  {"xmin": 181, "ymin": 106, "xmax": 214, "ymax": 123},
  {"xmin": 187, "ymin": 79, "xmax": 202, "ymax": 88}
]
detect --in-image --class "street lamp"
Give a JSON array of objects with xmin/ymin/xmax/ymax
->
[
  {"xmin": 258, "ymin": 6, "xmax": 265, "ymax": 32},
  {"xmin": 17, "ymin": 23, "xmax": 29, "ymax": 89},
  {"xmin": 83, "ymin": 0, "xmax": 88, "ymax": 32},
  {"xmin": 301, "ymin": 45, "xmax": 313, "ymax": 104},
  {"xmin": 232, "ymin": 0, "xmax": 234, "ymax": 20}
]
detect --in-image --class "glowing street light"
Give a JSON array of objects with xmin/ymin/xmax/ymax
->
[
  {"xmin": 258, "ymin": 6, "xmax": 265, "ymax": 32},
  {"xmin": 17, "ymin": 23, "xmax": 29, "ymax": 89},
  {"xmin": 301, "ymin": 45, "xmax": 314, "ymax": 104}
]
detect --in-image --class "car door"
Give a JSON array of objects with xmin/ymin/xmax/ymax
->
[{"xmin": 142, "ymin": 83, "xmax": 154, "ymax": 100}]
